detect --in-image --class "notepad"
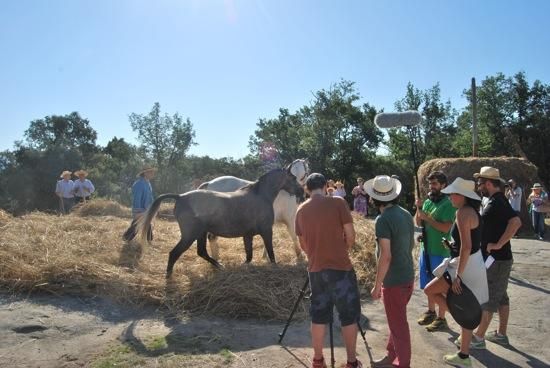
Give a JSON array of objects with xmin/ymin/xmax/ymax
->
[{"xmin": 485, "ymin": 255, "xmax": 495, "ymax": 269}]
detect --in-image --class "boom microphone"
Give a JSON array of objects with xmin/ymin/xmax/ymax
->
[{"xmin": 374, "ymin": 111, "xmax": 422, "ymax": 129}]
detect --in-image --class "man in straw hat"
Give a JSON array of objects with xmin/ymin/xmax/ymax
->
[
  {"xmin": 55, "ymin": 170, "xmax": 75, "ymax": 214},
  {"xmin": 415, "ymin": 171, "xmax": 456, "ymax": 332},
  {"xmin": 73, "ymin": 170, "xmax": 95, "ymax": 203},
  {"xmin": 295, "ymin": 173, "xmax": 362, "ymax": 368},
  {"xmin": 527, "ymin": 182, "xmax": 548, "ymax": 240},
  {"xmin": 364, "ymin": 175, "xmax": 414, "ymax": 368},
  {"xmin": 130, "ymin": 166, "xmax": 156, "ymax": 241},
  {"xmin": 468, "ymin": 166, "xmax": 521, "ymax": 349}
]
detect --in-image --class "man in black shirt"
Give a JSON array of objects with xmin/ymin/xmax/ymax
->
[{"xmin": 470, "ymin": 167, "xmax": 521, "ymax": 349}]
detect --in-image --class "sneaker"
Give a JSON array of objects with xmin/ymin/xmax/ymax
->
[
  {"xmin": 443, "ymin": 352, "xmax": 472, "ymax": 368},
  {"xmin": 485, "ymin": 330, "xmax": 510, "ymax": 345},
  {"xmin": 454, "ymin": 334, "xmax": 486, "ymax": 350},
  {"xmin": 312, "ymin": 357, "xmax": 327, "ymax": 368},
  {"xmin": 417, "ymin": 310, "xmax": 436, "ymax": 325},
  {"xmin": 371, "ymin": 356, "xmax": 394, "ymax": 368},
  {"xmin": 345, "ymin": 359, "xmax": 363, "ymax": 368},
  {"xmin": 538, "ymin": 235, "xmax": 544, "ymax": 240},
  {"xmin": 426, "ymin": 317, "xmax": 448, "ymax": 332}
]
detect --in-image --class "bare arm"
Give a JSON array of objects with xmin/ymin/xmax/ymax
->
[
  {"xmin": 487, "ymin": 216, "xmax": 522, "ymax": 253},
  {"xmin": 343, "ymin": 222, "xmax": 355, "ymax": 249},
  {"xmin": 297, "ymin": 235, "xmax": 307, "ymax": 253},
  {"xmin": 371, "ymin": 238, "xmax": 392, "ymax": 299},
  {"xmin": 455, "ymin": 208, "xmax": 474, "ymax": 279}
]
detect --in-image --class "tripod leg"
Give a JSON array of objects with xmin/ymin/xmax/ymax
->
[
  {"xmin": 278, "ymin": 276, "xmax": 310, "ymax": 344},
  {"xmin": 357, "ymin": 320, "xmax": 374, "ymax": 365},
  {"xmin": 329, "ymin": 322, "xmax": 335, "ymax": 368}
]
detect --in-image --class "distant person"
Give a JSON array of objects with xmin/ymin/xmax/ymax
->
[
  {"xmin": 505, "ymin": 179, "xmax": 522, "ymax": 215},
  {"xmin": 72, "ymin": 170, "xmax": 95, "ymax": 203},
  {"xmin": 334, "ymin": 181, "xmax": 346, "ymax": 198},
  {"xmin": 55, "ymin": 170, "xmax": 75, "ymax": 214},
  {"xmin": 527, "ymin": 183, "xmax": 548, "ymax": 240},
  {"xmin": 422, "ymin": 178, "xmax": 488, "ymax": 368},
  {"xmin": 352, "ymin": 177, "xmax": 368, "ymax": 217},
  {"xmin": 415, "ymin": 171, "xmax": 456, "ymax": 332},
  {"xmin": 123, "ymin": 166, "xmax": 156, "ymax": 242},
  {"xmin": 295, "ymin": 173, "xmax": 362, "ymax": 368},
  {"xmin": 469, "ymin": 166, "xmax": 521, "ymax": 349},
  {"xmin": 365, "ymin": 175, "xmax": 415, "ymax": 368}
]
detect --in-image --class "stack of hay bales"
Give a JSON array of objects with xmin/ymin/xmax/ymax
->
[
  {"xmin": 72, "ymin": 199, "xmax": 131, "ymax": 218},
  {"xmin": 418, "ymin": 157, "xmax": 539, "ymax": 234}
]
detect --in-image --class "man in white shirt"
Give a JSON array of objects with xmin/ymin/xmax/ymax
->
[
  {"xmin": 73, "ymin": 170, "xmax": 95, "ymax": 203},
  {"xmin": 505, "ymin": 179, "xmax": 522, "ymax": 214},
  {"xmin": 55, "ymin": 170, "xmax": 75, "ymax": 214}
]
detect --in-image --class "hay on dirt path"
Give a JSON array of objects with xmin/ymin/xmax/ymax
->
[{"xmin": 0, "ymin": 207, "xmax": 377, "ymax": 321}]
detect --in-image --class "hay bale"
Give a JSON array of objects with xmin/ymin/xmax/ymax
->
[
  {"xmin": 0, "ymin": 209, "xmax": 11, "ymax": 227},
  {"xmin": 0, "ymin": 211, "xmax": 377, "ymax": 321},
  {"xmin": 73, "ymin": 199, "xmax": 131, "ymax": 218},
  {"xmin": 418, "ymin": 157, "xmax": 539, "ymax": 234}
]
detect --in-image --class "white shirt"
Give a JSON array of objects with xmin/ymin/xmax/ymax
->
[
  {"xmin": 56, "ymin": 180, "xmax": 75, "ymax": 198},
  {"xmin": 507, "ymin": 186, "xmax": 522, "ymax": 212},
  {"xmin": 73, "ymin": 178, "xmax": 95, "ymax": 197}
]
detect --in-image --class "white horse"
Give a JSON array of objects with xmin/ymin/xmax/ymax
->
[{"xmin": 198, "ymin": 159, "xmax": 309, "ymax": 260}]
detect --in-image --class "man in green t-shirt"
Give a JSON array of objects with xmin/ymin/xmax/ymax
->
[
  {"xmin": 365, "ymin": 175, "xmax": 415, "ymax": 368},
  {"xmin": 415, "ymin": 171, "xmax": 456, "ymax": 332}
]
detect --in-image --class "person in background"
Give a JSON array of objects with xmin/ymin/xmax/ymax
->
[
  {"xmin": 295, "ymin": 173, "xmax": 362, "ymax": 368},
  {"xmin": 128, "ymin": 166, "xmax": 156, "ymax": 241},
  {"xmin": 415, "ymin": 171, "xmax": 456, "ymax": 332},
  {"xmin": 470, "ymin": 166, "xmax": 521, "ymax": 349},
  {"xmin": 527, "ymin": 183, "xmax": 548, "ymax": 240},
  {"xmin": 73, "ymin": 170, "xmax": 95, "ymax": 203},
  {"xmin": 334, "ymin": 181, "xmax": 346, "ymax": 198},
  {"xmin": 422, "ymin": 178, "xmax": 488, "ymax": 368},
  {"xmin": 55, "ymin": 170, "xmax": 75, "ymax": 215},
  {"xmin": 365, "ymin": 175, "xmax": 414, "ymax": 368},
  {"xmin": 505, "ymin": 179, "xmax": 522, "ymax": 215},
  {"xmin": 352, "ymin": 177, "xmax": 368, "ymax": 217}
]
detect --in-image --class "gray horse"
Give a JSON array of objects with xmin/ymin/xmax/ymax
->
[
  {"xmin": 198, "ymin": 159, "xmax": 309, "ymax": 260},
  {"xmin": 124, "ymin": 168, "xmax": 301, "ymax": 277}
]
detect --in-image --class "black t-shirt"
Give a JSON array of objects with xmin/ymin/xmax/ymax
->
[{"xmin": 481, "ymin": 192, "xmax": 518, "ymax": 260}]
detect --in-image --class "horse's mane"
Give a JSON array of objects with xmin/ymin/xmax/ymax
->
[{"xmin": 242, "ymin": 169, "xmax": 285, "ymax": 194}]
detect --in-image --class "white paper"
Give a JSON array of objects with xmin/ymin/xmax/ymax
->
[{"xmin": 485, "ymin": 255, "xmax": 495, "ymax": 269}]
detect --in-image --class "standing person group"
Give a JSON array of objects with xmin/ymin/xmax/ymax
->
[
  {"xmin": 415, "ymin": 171, "xmax": 456, "ymax": 332},
  {"xmin": 55, "ymin": 169, "xmax": 95, "ymax": 214}
]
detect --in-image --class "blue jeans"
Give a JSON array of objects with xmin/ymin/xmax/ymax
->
[{"xmin": 532, "ymin": 211, "xmax": 545, "ymax": 237}]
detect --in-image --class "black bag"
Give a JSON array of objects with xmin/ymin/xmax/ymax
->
[{"xmin": 443, "ymin": 272, "xmax": 482, "ymax": 330}]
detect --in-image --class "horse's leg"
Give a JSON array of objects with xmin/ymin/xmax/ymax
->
[
  {"xmin": 207, "ymin": 233, "xmax": 219, "ymax": 260},
  {"xmin": 243, "ymin": 234, "xmax": 254, "ymax": 263},
  {"xmin": 197, "ymin": 232, "xmax": 222, "ymax": 269},
  {"xmin": 260, "ymin": 230, "xmax": 276, "ymax": 263},
  {"xmin": 166, "ymin": 237, "xmax": 195, "ymax": 278}
]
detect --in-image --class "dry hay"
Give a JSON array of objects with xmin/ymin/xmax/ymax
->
[
  {"xmin": 418, "ymin": 156, "xmax": 539, "ymax": 233},
  {"xmin": 72, "ymin": 199, "xmax": 131, "ymax": 218},
  {"xmin": 0, "ymin": 209, "xmax": 12, "ymax": 227},
  {"xmin": 0, "ymin": 211, "xmax": 377, "ymax": 321}
]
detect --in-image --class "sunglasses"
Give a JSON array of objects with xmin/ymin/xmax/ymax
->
[{"xmin": 476, "ymin": 180, "xmax": 487, "ymax": 186}]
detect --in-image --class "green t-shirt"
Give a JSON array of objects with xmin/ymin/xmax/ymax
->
[
  {"xmin": 421, "ymin": 196, "xmax": 456, "ymax": 257},
  {"xmin": 375, "ymin": 205, "xmax": 415, "ymax": 287}
]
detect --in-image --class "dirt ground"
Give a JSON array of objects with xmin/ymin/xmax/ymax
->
[{"xmin": 1, "ymin": 236, "xmax": 549, "ymax": 368}]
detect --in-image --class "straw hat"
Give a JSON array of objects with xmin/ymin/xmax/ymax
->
[
  {"xmin": 60, "ymin": 170, "xmax": 72, "ymax": 178},
  {"xmin": 74, "ymin": 169, "xmax": 88, "ymax": 177},
  {"xmin": 137, "ymin": 166, "xmax": 157, "ymax": 177},
  {"xmin": 363, "ymin": 175, "xmax": 402, "ymax": 202},
  {"xmin": 532, "ymin": 183, "xmax": 543, "ymax": 189},
  {"xmin": 441, "ymin": 177, "xmax": 481, "ymax": 201},
  {"xmin": 473, "ymin": 166, "xmax": 505, "ymax": 182}
]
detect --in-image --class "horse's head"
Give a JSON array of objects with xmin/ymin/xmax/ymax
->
[{"xmin": 287, "ymin": 159, "xmax": 310, "ymax": 187}]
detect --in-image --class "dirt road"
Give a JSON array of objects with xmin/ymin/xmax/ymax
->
[{"xmin": 1, "ymin": 237, "xmax": 548, "ymax": 368}]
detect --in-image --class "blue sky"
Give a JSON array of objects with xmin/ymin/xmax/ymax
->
[{"xmin": 1, "ymin": 0, "xmax": 549, "ymax": 159}]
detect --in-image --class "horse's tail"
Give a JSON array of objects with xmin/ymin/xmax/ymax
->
[{"xmin": 135, "ymin": 194, "xmax": 180, "ymax": 243}]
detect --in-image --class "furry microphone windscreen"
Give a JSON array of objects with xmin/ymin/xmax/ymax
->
[{"xmin": 374, "ymin": 111, "xmax": 422, "ymax": 128}]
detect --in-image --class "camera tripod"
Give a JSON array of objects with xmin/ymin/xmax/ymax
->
[{"xmin": 278, "ymin": 275, "xmax": 374, "ymax": 368}]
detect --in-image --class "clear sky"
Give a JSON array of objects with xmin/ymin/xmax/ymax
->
[{"xmin": 1, "ymin": 0, "xmax": 549, "ymax": 159}]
